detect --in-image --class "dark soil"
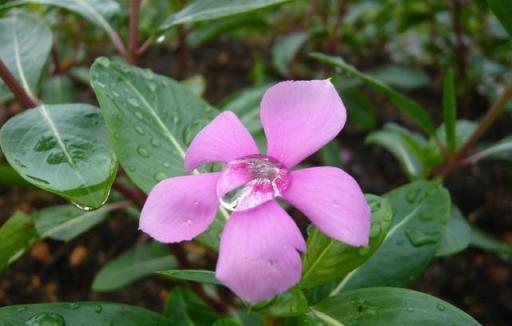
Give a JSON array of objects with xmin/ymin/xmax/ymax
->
[{"xmin": 1, "ymin": 38, "xmax": 511, "ymax": 326}]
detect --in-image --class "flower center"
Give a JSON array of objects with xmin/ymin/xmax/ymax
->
[{"xmin": 217, "ymin": 154, "xmax": 290, "ymax": 211}]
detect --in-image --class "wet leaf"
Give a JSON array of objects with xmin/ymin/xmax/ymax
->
[
  {"xmin": 158, "ymin": 269, "xmax": 221, "ymax": 285},
  {"xmin": 0, "ymin": 212, "xmax": 39, "ymax": 272},
  {"xmin": 164, "ymin": 287, "xmax": 218, "ymax": 326}
]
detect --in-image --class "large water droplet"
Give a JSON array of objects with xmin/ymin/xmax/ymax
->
[
  {"xmin": 142, "ymin": 69, "xmax": 154, "ymax": 80},
  {"xmin": 94, "ymin": 305, "xmax": 103, "ymax": 313},
  {"xmin": 148, "ymin": 83, "xmax": 157, "ymax": 92},
  {"xmin": 218, "ymin": 154, "xmax": 290, "ymax": 211},
  {"xmin": 25, "ymin": 313, "xmax": 65, "ymax": 326},
  {"xmin": 135, "ymin": 126, "xmax": 145, "ymax": 135},
  {"xmin": 96, "ymin": 57, "xmax": 110, "ymax": 67},
  {"xmin": 34, "ymin": 136, "xmax": 57, "ymax": 152},
  {"xmin": 128, "ymin": 98, "xmax": 140, "ymax": 107},
  {"xmin": 406, "ymin": 228, "xmax": 441, "ymax": 246},
  {"xmin": 137, "ymin": 146, "xmax": 149, "ymax": 158},
  {"xmin": 150, "ymin": 138, "xmax": 161, "ymax": 148},
  {"xmin": 436, "ymin": 303, "xmax": 446, "ymax": 311},
  {"xmin": 154, "ymin": 172, "xmax": 167, "ymax": 181}
]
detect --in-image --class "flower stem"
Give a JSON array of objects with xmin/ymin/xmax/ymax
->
[
  {"xmin": 0, "ymin": 58, "xmax": 38, "ymax": 108},
  {"xmin": 128, "ymin": 0, "xmax": 142, "ymax": 64},
  {"xmin": 433, "ymin": 79, "xmax": 512, "ymax": 177}
]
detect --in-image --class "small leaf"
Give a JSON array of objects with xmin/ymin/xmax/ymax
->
[
  {"xmin": 310, "ymin": 287, "xmax": 481, "ymax": 325},
  {"xmin": 442, "ymin": 69, "xmax": 457, "ymax": 152},
  {"xmin": 0, "ymin": 13, "xmax": 52, "ymax": 103},
  {"xmin": 311, "ymin": 52, "xmax": 435, "ymax": 135},
  {"xmin": 0, "ymin": 302, "xmax": 177, "ymax": 325},
  {"xmin": 32, "ymin": 203, "xmax": 119, "ymax": 241},
  {"xmin": 0, "ymin": 211, "xmax": 39, "ymax": 271},
  {"xmin": 0, "ymin": 103, "xmax": 118, "ymax": 209},
  {"xmin": 159, "ymin": 0, "xmax": 291, "ymax": 32},
  {"xmin": 466, "ymin": 136, "xmax": 512, "ymax": 163},
  {"xmin": 1, "ymin": 0, "xmax": 120, "ymax": 42},
  {"xmin": 332, "ymin": 181, "xmax": 450, "ymax": 293},
  {"xmin": 488, "ymin": 0, "xmax": 512, "ymax": 37},
  {"xmin": 92, "ymin": 242, "xmax": 177, "ymax": 292},
  {"xmin": 470, "ymin": 227, "xmax": 512, "ymax": 256},
  {"xmin": 253, "ymin": 288, "xmax": 308, "ymax": 317},
  {"xmin": 366, "ymin": 123, "xmax": 428, "ymax": 179},
  {"xmin": 272, "ymin": 32, "xmax": 309, "ymax": 76},
  {"xmin": 300, "ymin": 195, "xmax": 392, "ymax": 289},
  {"xmin": 436, "ymin": 207, "xmax": 471, "ymax": 257},
  {"xmin": 372, "ymin": 65, "xmax": 431, "ymax": 90},
  {"xmin": 164, "ymin": 287, "xmax": 218, "ymax": 326},
  {"xmin": 158, "ymin": 269, "xmax": 221, "ymax": 285}
]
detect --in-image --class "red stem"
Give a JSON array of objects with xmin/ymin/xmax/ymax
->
[
  {"xmin": 0, "ymin": 58, "xmax": 38, "ymax": 108},
  {"xmin": 128, "ymin": 0, "xmax": 142, "ymax": 64},
  {"xmin": 112, "ymin": 181, "xmax": 146, "ymax": 206}
]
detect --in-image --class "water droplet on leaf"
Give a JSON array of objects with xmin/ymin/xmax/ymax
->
[
  {"xmin": 407, "ymin": 306, "xmax": 414, "ymax": 312},
  {"xmin": 142, "ymin": 69, "xmax": 154, "ymax": 80},
  {"xmin": 137, "ymin": 146, "xmax": 149, "ymax": 158},
  {"xmin": 135, "ymin": 126, "xmax": 145, "ymax": 135},
  {"xmin": 128, "ymin": 98, "xmax": 140, "ymax": 107},
  {"xmin": 406, "ymin": 228, "xmax": 440, "ymax": 246},
  {"xmin": 436, "ymin": 303, "xmax": 446, "ymax": 311},
  {"xmin": 154, "ymin": 172, "xmax": 167, "ymax": 181},
  {"xmin": 96, "ymin": 57, "xmax": 110, "ymax": 67},
  {"xmin": 150, "ymin": 138, "xmax": 161, "ymax": 148},
  {"xmin": 25, "ymin": 313, "xmax": 65, "ymax": 326},
  {"xmin": 135, "ymin": 111, "xmax": 144, "ymax": 119},
  {"xmin": 94, "ymin": 305, "xmax": 102, "ymax": 313}
]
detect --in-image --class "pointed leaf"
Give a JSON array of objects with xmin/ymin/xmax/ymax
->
[
  {"xmin": 0, "ymin": 302, "xmax": 177, "ymax": 325},
  {"xmin": 158, "ymin": 269, "xmax": 221, "ymax": 285},
  {"xmin": 300, "ymin": 195, "xmax": 392, "ymax": 289},
  {"xmin": 0, "ymin": 211, "xmax": 39, "ymax": 272},
  {"xmin": 253, "ymin": 288, "xmax": 308, "ymax": 317},
  {"xmin": 164, "ymin": 287, "xmax": 218, "ymax": 326},
  {"xmin": 0, "ymin": 13, "xmax": 52, "ymax": 103},
  {"xmin": 470, "ymin": 227, "xmax": 512, "ymax": 256},
  {"xmin": 272, "ymin": 32, "xmax": 309, "ymax": 76},
  {"xmin": 488, "ymin": 0, "xmax": 512, "ymax": 37},
  {"xmin": 436, "ymin": 207, "xmax": 471, "ymax": 257},
  {"xmin": 372, "ymin": 65, "xmax": 431, "ymax": 90}
]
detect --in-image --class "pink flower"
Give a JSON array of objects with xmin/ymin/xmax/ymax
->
[{"xmin": 139, "ymin": 80, "xmax": 371, "ymax": 303}]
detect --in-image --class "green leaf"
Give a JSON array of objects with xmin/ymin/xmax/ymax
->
[
  {"xmin": 0, "ymin": 13, "xmax": 52, "ymax": 103},
  {"xmin": 466, "ymin": 136, "xmax": 512, "ymax": 163},
  {"xmin": 158, "ymin": 269, "xmax": 221, "ymax": 285},
  {"xmin": 436, "ymin": 207, "xmax": 471, "ymax": 257},
  {"xmin": 470, "ymin": 227, "xmax": 512, "ymax": 256},
  {"xmin": 0, "ymin": 0, "xmax": 120, "ymax": 42},
  {"xmin": 164, "ymin": 287, "xmax": 218, "ymax": 326},
  {"xmin": 318, "ymin": 141, "xmax": 343, "ymax": 168},
  {"xmin": 332, "ymin": 181, "xmax": 450, "ymax": 292},
  {"xmin": 300, "ymin": 195, "xmax": 392, "ymax": 289},
  {"xmin": 372, "ymin": 65, "xmax": 431, "ymax": 90},
  {"xmin": 220, "ymin": 83, "xmax": 272, "ymax": 134},
  {"xmin": 0, "ymin": 211, "xmax": 39, "ymax": 271},
  {"xmin": 92, "ymin": 242, "xmax": 177, "ymax": 292},
  {"xmin": 0, "ymin": 163, "xmax": 31, "ymax": 187},
  {"xmin": 366, "ymin": 123, "xmax": 428, "ymax": 179},
  {"xmin": 41, "ymin": 75, "xmax": 77, "ymax": 104},
  {"xmin": 182, "ymin": 74, "xmax": 207, "ymax": 97},
  {"xmin": 90, "ymin": 58, "xmax": 216, "ymax": 193},
  {"xmin": 253, "ymin": 288, "xmax": 308, "ymax": 317},
  {"xmin": 310, "ymin": 52, "xmax": 435, "ymax": 135},
  {"xmin": 442, "ymin": 69, "xmax": 457, "ymax": 152},
  {"xmin": 0, "ymin": 103, "xmax": 118, "ymax": 209},
  {"xmin": 310, "ymin": 287, "xmax": 481, "ymax": 326},
  {"xmin": 159, "ymin": 0, "xmax": 291, "ymax": 32},
  {"xmin": 272, "ymin": 32, "xmax": 309, "ymax": 76},
  {"xmin": 488, "ymin": 0, "xmax": 512, "ymax": 37},
  {"xmin": 0, "ymin": 302, "xmax": 177, "ymax": 325},
  {"xmin": 32, "ymin": 203, "xmax": 117, "ymax": 241},
  {"xmin": 338, "ymin": 85, "xmax": 376, "ymax": 131}
]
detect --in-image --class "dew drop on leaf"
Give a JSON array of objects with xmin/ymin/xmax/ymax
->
[
  {"xmin": 25, "ymin": 313, "xmax": 65, "ymax": 326},
  {"xmin": 134, "ymin": 126, "xmax": 145, "ymax": 135},
  {"xmin": 96, "ymin": 57, "xmax": 110, "ymax": 67},
  {"xmin": 94, "ymin": 305, "xmax": 102, "ymax": 313},
  {"xmin": 128, "ymin": 98, "xmax": 140, "ymax": 108},
  {"xmin": 154, "ymin": 172, "xmax": 167, "ymax": 181},
  {"xmin": 437, "ymin": 303, "xmax": 446, "ymax": 311},
  {"xmin": 406, "ymin": 228, "xmax": 440, "ymax": 246},
  {"xmin": 137, "ymin": 146, "xmax": 150, "ymax": 158},
  {"xmin": 150, "ymin": 138, "xmax": 161, "ymax": 148}
]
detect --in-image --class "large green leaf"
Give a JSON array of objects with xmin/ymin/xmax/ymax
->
[
  {"xmin": 159, "ymin": 0, "xmax": 291, "ymax": 32},
  {"xmin": 366, "ymin": 123, "xmax": 428, "ymax": 179},
  {"xmin": 92, "ymin": 242, "xmax": 177, "ymax": 292},
  {"xmin": 32, "ymin": 203, "xmax": 119, "ymax": 241},
  {"xmin": 0, "ymin": 302, "xmax": 177, "ymax": 325},
  {"xmin": 272, "ymin": 32, "xmax": 309, "ymax": 76},
  {"xmin": 253, "ymin": 288, "xmax": 308, "ymax": 317},
  {"xmin": 0, "ymin": 104, "xmax": 118, "ymax": 209},
  {"xmin": 90, "ymin": 58, "xmax": 216, "ymax": 193},
  {"xmin": 311, "ymin": 52, "xmax": 435, "ymax": 135},
  {"xmin": 0, "ymin": 211, "xmax": 39, "ymax": 272},
  {"xmin": 436, "ymin": 207, "xmax": 471, "ymax": 257},
  {"xmin": 332, "ymin": 181, "xmax": 450, "ymax": 292},
  {"xmin": 309, "ymin": 287, "xmax": 481, "ymax": 326},
  {"xmin": 164, "ymin": 287, "xmax": 218, "ymax": 326},
  {"xmin": 488, "ymin": 0, "xmax": 512, "ymax": 37},
  {"xmin": 300, "ymin": 195, "xmax": 392, "ymax": 289},
  {"xmin": 158, "ymin": 269, "xmax": 221, "ymax": 285},
  {"xmin": 0, "ymin": 0, "xmax": 120, "ymax": 42},
  {"xmin": 0, "ymin": 13, "xmax": 52, "ymax": 103}
]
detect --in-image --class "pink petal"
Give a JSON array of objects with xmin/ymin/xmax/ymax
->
[
  {"xmin": 282, "ymin": 167, "xmax": 370, "ymax": 247},
  {"xmin": 139, "ymin": 173, "xmax": 220, "ymax": 243},
  {"xmin": 215, "ymin": 201, "xmax": 305, "ymax": 303},
  {"xmin": 184, "ymin": 111, "xmax": 259, "ymax": 172},
  {"xmin": 261, "ymin": 80, "xmax": 346, "ymax": 168}
]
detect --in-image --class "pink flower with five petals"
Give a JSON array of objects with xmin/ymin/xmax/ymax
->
[{"xmin": 139, "ymin": 80, "xmax": 371, "ymax": 303}]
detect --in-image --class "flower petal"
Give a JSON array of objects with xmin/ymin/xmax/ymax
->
[
  {"xmin": 139, "ymin": 173, "xmax": 220, "ymax": 243},
  {"xmin": 282, "ymin": 167, "xmax": 370, "ymax": 247},
  {"xmin": 185, "ymin": 111, "xmax": 259, "ymax": 172},
  {"xmin": 215, "ymin": 201, "xmax": 305, "ymax": 303},
  {"xmin": 261, "ymin": 80, "xmax": 346, "ymax": 168}
]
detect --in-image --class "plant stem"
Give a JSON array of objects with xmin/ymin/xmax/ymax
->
[
  {"xmin": 433, "ymin": 80, "xmax": 512, "ymax": 177},
  {"xmin": 128, "ymin": 0, "xmax": 142, "ymax": 64},
  {"xmin": 0, "ymin": 58, "xmax": 38, "ymax": 108},
  {"xmin": 112, "ymin": 181, "xmax": 146, "ymax": 206}
]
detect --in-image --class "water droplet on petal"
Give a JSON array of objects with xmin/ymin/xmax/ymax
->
[
  {"xmin": 156, "ymin": 35, "xmax": 166, "ymax": 43},
  {"xmin": 25, "ymin": 313, "xmax": 65, "ymax": 326},
  {"xmin": 218, "ymin": 154, "xmax": 290, "ymax": 211},
  {"xmin": 137, "ymin": 146, "xmax": 149, "ymax": 158}
]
